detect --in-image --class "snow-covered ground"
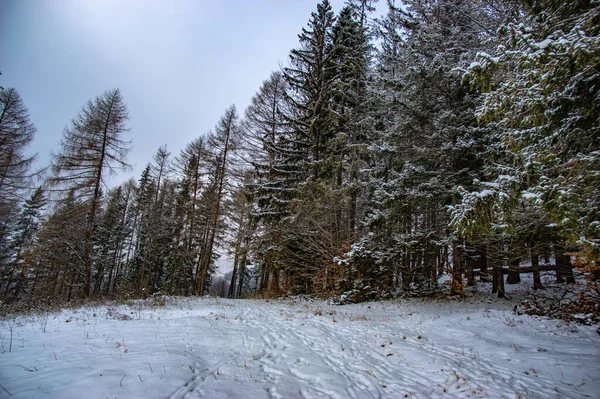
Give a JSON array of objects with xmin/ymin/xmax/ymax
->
[{"xmin": 1, "ymin": 290, "xmax": 599, "ymax": 398}]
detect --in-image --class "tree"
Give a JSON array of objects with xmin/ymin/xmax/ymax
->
[
  {"xmin": 2, "ymin": 187, "xmax": 46, "ymax": 301},
  {"xmin": 0, "ymin": 88, "xmax": 37, "ymax": 272},
  {"xmin": 280, "ymin": 0, "xmax": 345, "ymax": 294},
  {"xmin": 196, "ymin": 106, "xmax": 239, "ymax": 295},
  {"xmin": 0, "ymin": 88, "xmax": 37, "ymax": 204},
  {"xmin": 451, "ymin": 0, "xmax": 600, "ymax": 290},
  {"xmin": 50, "ymin": 88, "xmax": 131, "ymax": 297},
  {"xmin": 227, "ymin": 178, "xmax": 254, "ymax": 298},
  {"xmin": 175, "ymin": 137, "xmax": 209, "ymax": 255},
  {"xmin": 331, "ymin": 4, "xmax": 372, "ymax": 239},
  {"xmin": 353, "ymin": 0, "xmax": 505, "ymax": 296},
  {"xmin": 243, "ymin": 71, "xmax": 294, "ymax": 294},
  {"xmin": 284, "ymin": 0, "xmax": 337, "ymax": 181},
  {"xmin": 32, "ymin": 192, "xmax": 88, "ymax": 302}
]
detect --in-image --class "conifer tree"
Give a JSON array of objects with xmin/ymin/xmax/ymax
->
[
  {"xmin": 0, "ymin": 88, "xmax": 37, "ymax": 273},
  {"xmin": 196, "ymin": 106, "xmax": 239, "ymax": 295},
  {"xmin": 451, "ymin": 0, "xmax": 600, "ymax": 287},
  {"xmin": 243, "ymin": 71, "xmax": 294, "ymax": 293},
  {"xmin": 354, "ymin": 0, "xmax": 502, "ymax": 296},
  {"xmin": 33, "ymin": 192, "xmax": 88, "ymax": 301},
  {"xmin": 50, "ymin": 88, "xmax": 130, "ymax": 297},
  {"xmin": 2, "ymin": 187, "xmax": 46, "ymax": 301}
]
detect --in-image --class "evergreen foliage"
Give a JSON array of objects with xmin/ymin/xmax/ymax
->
[{"xmin": 7, "ymin": 0, "xmax": 598, "ymax": 307}]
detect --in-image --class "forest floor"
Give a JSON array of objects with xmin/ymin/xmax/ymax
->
[{"xmin": 0, "ymin": 281, "xmax": 599, "ymax": 399}]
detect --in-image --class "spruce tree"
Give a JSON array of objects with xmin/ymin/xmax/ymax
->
[
  {"xmin": 451, "ymin": 0, "xmax": 600, "ymax": 287},
  {"xmin": 2, "ymin": 187, "xmax": 46, "ymax": 301},
  {"xmin": 355, "ymin": 0, "xmax": 501, "ymax": 296}
]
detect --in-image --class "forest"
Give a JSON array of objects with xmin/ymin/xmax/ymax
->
[{"xmin": 1, "ymin": 0, "xmax": 598, "ymax": 317}]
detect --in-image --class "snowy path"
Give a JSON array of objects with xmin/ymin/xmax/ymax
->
[{"xmin": 0, "ymin": 296, "xmax": 598, "ymax": 398}]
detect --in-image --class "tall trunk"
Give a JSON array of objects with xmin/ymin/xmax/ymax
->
[
  {"xmin": 496, "ymin": 265, "xmax": 505, "ymax": 298},
  {"xmin": 465, "ymin": 249, "xmax": 476, "ymax": 287},
  {"xmin": 14, "ymin": 257, "xmax": 30, "ymax": 299},
  {"xmin": 271, "ymin": 264, "xmax": 280, "ymax": 293},
  {"xmin": 439, "ymin": 246, "xmax": 447, "ymax": 276},
  {"xmin": 228, "ymin": 241, "xmax": 241, "ymax": 298},
  {"xmin": 555, "ymin": 246, "xmax": 575, "ymax": 284},
  {"xmin": 83, "ymin": 95, "xmax": 117, "ymax": 297},
  {"xmin": 53, "ymin": 262, "xmax": 62, "ymax": 297},
  {"xmin": 492, "ymin": 262, "xmax": 498, "ymax": 294},
  {"xmin": 106, "ymin": 240, "xmax": 121, "ymax": 297},
  {"xmin": 93, "ymin": 252, "xmax": 107, "ymax": 296},
  {"xmin": 186, "ymin": 156, "xmax": 201, "ymax": 252},
  {"xmin": 237, "ymin": 247, "xmax": 248, "ymax": 298},
  {"xmin": 531, "ymin": 250, "xmax": 543, "ymax": 290},
  {"xmin": 479, "ymin": 245, "xmax": 491, "ymax": 283},
  {"xmin": 349, "ymin": 182, "xmax": 357, "ymax": 239},
  {"xmin": 450, "ymin": 242, "xmax": 463, "ymax": 296},
  {"xmin": 195, "ymin": 223, "xmax": 210, "ymax": 294},
  {"xmin": 261, "ymin": 263, "xmax": 271, "ymax": 293},
  {"xmin": 506, "ymin": 257, "xmax": 521, "ymax": 284},
  {"xmin": 67, "ymin": 261, "xmax": 77, "ymax": 301},
  {"xmin": 199, "ymin": 118, "xmax": 232, "ymax": 295}
]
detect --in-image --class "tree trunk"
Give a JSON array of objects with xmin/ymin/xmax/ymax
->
[
  {"xmin": 450, "ymin": 243, "xmax": 463, "ymax": 296},
  {"xmin": 67, "ymin": 262, "xmax": 77, "ymax": 302},
  {"xmin": 228, "ymin": 242, "xmax": 240, "ymax": 298},
  {"xmin": 555, "ymin": 246, "xmax": 575, "ymax": 284},
  {"xmin": 494, "ymin": 265, "xmax": 505, "ymax": 298},
  {"xmin": 261, "ymin": 262, "xmax": 271, "ymax": 293},
  {"xmin": 83, "ymin": 100, "xmax": 115, "ymax": 297},
  {"xmin": 465, "ymin": 256, "xmax": 476, "ymax": 287},
  {"xmin": 491, "ymin": 262, "xmax": 498, "ymax": 294},
  {"xmin": 478, "ymin": 246, "xmax": 491, "ymax": 283},
  {"xmin": 531, "ymin": 252, "xmax": 543, "ymax": 290},
  {"xmin": 506, "ymin": 258, "xmax": 521, "ymax": 284},
  {"xmin": 271, "ymin": 264, "xmax": 280, "ymax": 293},
  {"xmin": 237, "ymin": 248, "xmax": 248, "ymax": 298},
  {"xmin": 199, "ymin": 115, "xmax": 233, "ymax": 295}
]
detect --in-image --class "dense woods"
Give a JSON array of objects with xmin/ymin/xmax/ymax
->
[{"xmin": 1, "ymin": 0, "xmax": 598, "ymax": 314}]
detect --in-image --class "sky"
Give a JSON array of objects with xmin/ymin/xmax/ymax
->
[{"xmin": 0, "ymin": 0, "xmax": 360, "ymax": 186}]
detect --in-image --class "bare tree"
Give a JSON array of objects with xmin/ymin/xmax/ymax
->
[
  {"xmin": 49, "ymin": 88, "xmax": 131, "ymax": 297},
  {"xmin": 0, "ymin": 88, "xmax": 37, "ymax": 273},
  {"xmin": 196, "ymin": 106, "xmax": 239, "ymax": 295},
  {"xmin": 0, "ymin": 88, "xmax": 37, "ymax": 202}
]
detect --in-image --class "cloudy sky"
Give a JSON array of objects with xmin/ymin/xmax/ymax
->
[{"xmin": 1, "ymin": 0, "xmax": 360, "ymax": 186}]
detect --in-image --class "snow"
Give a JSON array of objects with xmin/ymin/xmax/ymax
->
[
  {"xmin": 522, "ymin": 191, "xmax": 539, "ymax": 200},
  {"xmin": 478, "ymin": 189, "xmax": 495, "ymax": 198},
  {"xmin": 1, "ymin": 292, "xmax": 599, "ymax": 399},
  {"xmin": 535, "ymin": 39, "xmax": 553, "ymax": 50},
  {"xmin": 468, "ymin": 61, "xmax": 482, "ymax": 70}
]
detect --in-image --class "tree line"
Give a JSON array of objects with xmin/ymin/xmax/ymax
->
[{"xmin": 1, "ymin": 0, "xmax": 598, "ymax": 306}]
